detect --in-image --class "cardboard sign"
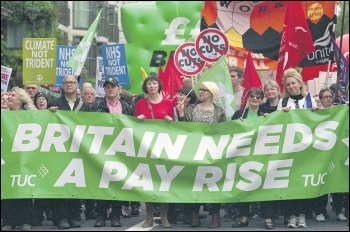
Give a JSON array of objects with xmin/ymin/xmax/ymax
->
[
  {"xmin": 174, "ymin": 42, "xmax": 205, "ymax": 76},
  {"xmin": 195, "ymin": 28, "xmax": 229, "ymax": 63}
]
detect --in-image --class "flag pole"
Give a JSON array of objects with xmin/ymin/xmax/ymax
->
[
  {"xmin": 325, "ymin": 5, "xmax": 337, "ymax": 86},
  {"xmin": 181, "ymin": 72, "xmax": 206, "ymax": 104},
  {"xmin": 335, "ymin": 1, "xmax": 346, "ymax": 103}
]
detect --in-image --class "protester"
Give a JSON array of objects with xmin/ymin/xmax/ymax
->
[
  {"xmin": 277, "ymin": 68, "xmax": 317, "ymax": 228},
  {"xmin": 313, "ymin": 94, "xmax": 322, "ymax": 108},
  {"xmin": 33, "ymin": 92, "xmax": 48, "ymax": 110},
  {"xmin": 182, "ymin": 77, "xmax": 193, "ymax": 88},
  {"xmin": 79, "ymin": 85, "xmax": 99, "ymax": 219},
  {"xmin": 82, "ymin": 82, "xmax": 93, "ymax": 90},
  {"xmin": 316, "ymin": 88, "xmax": 349, "ymax": 222},
  {"xmin": 31, "ymin": 91, "xmax": 52, "ymax": 226},
  {"xmin": 177, "ymin": 81, "xmax": 225, "ymax": 228},
  {"xmin": 48, "ymin": 74, "xmax": 90, "ymax": 229},
  {"xmin": 134, "ymin": 74, "xmax": 174, "ymax": 228},
  {"xmin": 119, "ymin": 89, "xmax": 135, "ymax": 116},
  {"xmin": 81, "ymin": 86, "xmax": 99, "ymax": 111},
  {"xmin": 231, "ymin": 87, "xmax": 266, "ymax": 229},
  {"xmin": 24, "ymin": 84, "xmax": 39, "ymax": 101},
  {"xmin": 259, "ymin": 80, "xmax": 282, "ymax": 229},
  {"xmin": 329, "ymin": 83, "xmax": 344, "ymax": 105},
  {"xmin": 174, "ymin": 86, "xmax": 198, "ymax": 121},
  {"xmin": 260, "ymin": 79, "xmax": 281, "ymax": 115},
  {"xmin": 1, "ymin": 92, "xmax": 9, "ymax": 110},
  {"xmin": 93, "ymin": 77, "xmax": 132, "ymax": 228},
  {"xmin": 76, "ymin": 88, "xmax": 82, "ymax": 98},
  {"xmin": 2, "ymin": 87, "xmax": 36, "ymax": 231},
  {"xmin": 230, "ymin": 66, "xmax": 245, "ymax": 109},
  {"xmin": 166, "ymin": 86, "xmax": 199, "ymax": 224}
]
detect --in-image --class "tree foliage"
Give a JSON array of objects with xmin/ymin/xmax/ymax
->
[
  {"xmin": 335, "ymin": 1, "xmax": 349, "ymax": 37},
  {"xmin": 1, "ymin": 1, "xmax": 66, "ymax": 88}
]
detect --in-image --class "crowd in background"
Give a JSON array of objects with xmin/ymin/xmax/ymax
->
[{"xmin": 1, "ymin": 66, "xmax": 348, "ymax": 231}]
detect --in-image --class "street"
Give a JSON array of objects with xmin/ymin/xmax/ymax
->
[{"xmin": 26, "ymin": 202, "xmax": 348, "ymax": 231}]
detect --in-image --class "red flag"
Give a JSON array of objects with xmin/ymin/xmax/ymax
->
[
  {"xmin": 241, "ymin": 52, "xmax": 262, "ymax": 110},
  {"xmin": 158, "ymin": 54, "xmax": 185, "ymax": 104},
  {"xmin": 276, "ymin": 1, "xmax": 315, "ymax": 91}
]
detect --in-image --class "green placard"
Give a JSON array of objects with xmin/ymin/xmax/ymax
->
[{"xmin": 22, "ymin": 38, "xmax": 57, "ymax": 85}]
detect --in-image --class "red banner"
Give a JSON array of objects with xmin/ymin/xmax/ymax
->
[{"xmin": 201, "ymin": 1, "xmax": 336, "ymax": 70}]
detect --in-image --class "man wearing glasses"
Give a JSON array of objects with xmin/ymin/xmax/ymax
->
[
  {"xmin": 48, "ymin": 74, "xmax": 90, "ymax": 112},
  {"xmin": 47, "ymin": 74, "xmax": 90, "ymax": 229}
]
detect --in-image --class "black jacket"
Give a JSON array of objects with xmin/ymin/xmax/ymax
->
[
  {"xmin": 48, "ymin": 95, "xmax": 90, "ymax": 111},
  {"xmin": 231, "ymin": 107, "xmax": 264, "ymax": 120},
  {"xmin": 259, "ymin": 100, "xmax": 278, "ymax": 115}
]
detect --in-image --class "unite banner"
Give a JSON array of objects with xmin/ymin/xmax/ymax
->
[
  {"xmin": 1, "ymin": 106, "xmax": 349, "ymax": 202},
  {"xmin": 201, "ymin": 1, "xmax": 336, "ymax": 70}
]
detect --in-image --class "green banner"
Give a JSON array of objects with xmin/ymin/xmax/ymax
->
[
  {"xmin": 22, "ymin": 38, "xmax": 57, "ymax": 85},
  {"xmin": 1, "ymin": 106, "xmax": 349, "ymax": 202}
]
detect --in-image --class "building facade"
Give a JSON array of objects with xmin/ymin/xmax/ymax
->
[{"xmin": 57, "ymin": 1, "xmax": 137, "ymax": 77}]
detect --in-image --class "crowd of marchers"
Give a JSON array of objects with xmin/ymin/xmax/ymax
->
[{"xmin": 1, "ymin": 66, "xmax": 348, "ymax": 231}]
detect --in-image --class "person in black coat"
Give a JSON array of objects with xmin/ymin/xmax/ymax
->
[
  {"xmin": 231, "ymin": 88, "xmax": 266, "ymax": 229},
  {"xmin": 47, "ymin": 75, "xmax": 90, "ymax": 229},
  {"xmin": 93, "ymin": 77, "xmax": 132, "ymax": 228}
]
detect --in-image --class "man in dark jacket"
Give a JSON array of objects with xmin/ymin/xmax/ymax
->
[
  {"xmin": 93, "ymin": 77, "xmax": 132, "ymax": 228},
  {"xmin": 96, "ymin": 77, "xmax": 132, "ymax": 115},
  {"xmin": 48, "ymin": 75, "xmax": 90, "ymax": 112},
  {"xmin": 47, "ymin": 74, "xmax": 90, "ymax": 229}
]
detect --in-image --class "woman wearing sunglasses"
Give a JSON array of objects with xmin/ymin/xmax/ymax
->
[
  {"xmin": 177, "ymin": 81, "xmax": 226, "ymax": 228},
  {"xmin": 230, "ymin": 87, "xmax": 266, "ymax": 228}
]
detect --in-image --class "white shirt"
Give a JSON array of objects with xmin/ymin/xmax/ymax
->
[{"xmin": 277, "ymin": 96, "xmax": 316, "ymax": 110}]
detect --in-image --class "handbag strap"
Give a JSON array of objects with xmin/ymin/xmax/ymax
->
[
  {"xmin": 74, "ymin": 100, "xmax": 83, "ymax": 111},
  {"xmin": 146, "ymin": 99, "xmax": 154, "ymax": 119}
]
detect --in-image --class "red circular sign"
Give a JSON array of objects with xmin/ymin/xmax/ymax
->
[
  {"xmin": 174, "ymin": 42, "xmax": 205, "ymax": 76},
  {"xmin": 195, "ymin": 28, "xmax": 229, "ymax": 63}
]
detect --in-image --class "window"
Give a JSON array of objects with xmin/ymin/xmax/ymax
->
[
  {"xmin": 73, "ymin": 2, "xmax": 90, "ymax": 29},
  {"xmin": 7, "ymin": 23, "xmax": 27, "ymax": 49}
]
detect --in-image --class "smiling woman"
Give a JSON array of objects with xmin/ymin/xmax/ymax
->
[
  {"xmin": 2, "ymin": 86, "xmax": 37, "ymax": 231},
  {"xmin": 177, "ymin": 81, "xmax": 226, "ymax": 228},
  {"xmin": 7, "ymin": 87, "xmax": 37, "ymax": 111}
]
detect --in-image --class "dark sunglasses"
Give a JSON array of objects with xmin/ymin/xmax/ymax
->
[{"xmin": 249, "ymin": 95, "xmax": 262, "ymax": 100}]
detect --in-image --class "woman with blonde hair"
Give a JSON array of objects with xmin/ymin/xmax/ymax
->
[
  {"xmin": 260, "ymin": 79, "xmax": 281, "ymax": 115},
  {"xmin": 7, "ymin": 87, "xmax": 37, "ymax": 111},
  {"xmin": 277, "ymin": 68, "xmax": 317, "ymax": 112},
  {"xmin": 2, "ymin": 87, "xmax": 36, "ymax": 231},
  {"xmin": 177, "ymin": 81, "xmax": 226, "ymax": 228},
  {"xmin": 277, "ymin": 68, "xmax": 317, "ymax": 229}
]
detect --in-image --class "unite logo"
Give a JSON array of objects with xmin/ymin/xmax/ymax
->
[{"xmin": 306, "ymin": 22, "xmax": 334, "ymax": 64}]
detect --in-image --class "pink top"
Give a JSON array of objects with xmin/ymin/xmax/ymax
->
[
  {"xmin": 134, "ymin": 98, "xmax": 174, "ymax": 120},
  {"xmin": 106, "ymin": 99, "xmax": 122, "ymax": 114}
]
